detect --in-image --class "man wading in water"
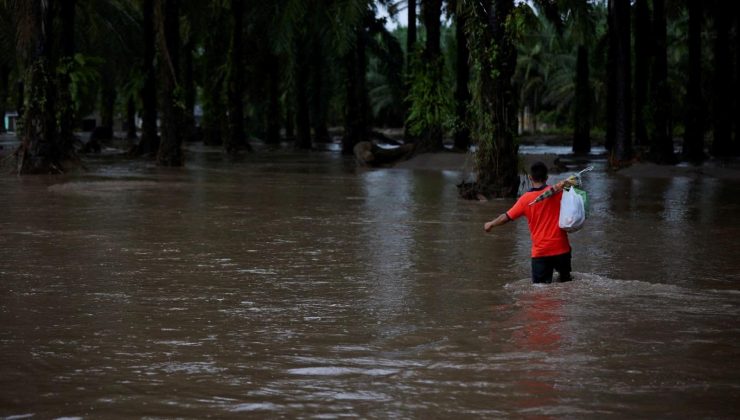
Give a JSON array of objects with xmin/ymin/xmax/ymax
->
[{"xmin": 484, "ymin": 161, "xmax": 572, "ymax": 283}]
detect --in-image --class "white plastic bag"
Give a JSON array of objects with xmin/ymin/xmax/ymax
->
[{"xmin": 559, "ymin": 187, "xmax": 586, "ymax": 232}]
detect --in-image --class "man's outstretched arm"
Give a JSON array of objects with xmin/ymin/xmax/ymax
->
[{"xmin": 484, "ymin": 213, "xmax": 511, "ymax": 232}]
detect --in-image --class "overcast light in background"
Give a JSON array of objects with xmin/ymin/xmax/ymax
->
[
  {"xmin": 378, "ymin": 1, "xmax": 536, "ymax": 31},
  {"xmin": 378, "ymin": 3, "xmax": 408, "ymax": 30}
]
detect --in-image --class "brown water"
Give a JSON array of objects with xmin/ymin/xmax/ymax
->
[{"xmin": 1, "ymin": 141, "xmax": 739, "ymax": 418}]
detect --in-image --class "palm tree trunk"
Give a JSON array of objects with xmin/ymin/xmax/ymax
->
[
  {"xmin": 126, "ymin": 97, "xmax": 137, "ymax": 139},
  {"xmin": 295, "ymin": 37, "xmax": 312, "ymax": 150},
  {"xmin": 634, "ymin": 0, "xmax": 650, "ymax": 147},
  {"xmin": 226, "ymin": 0, "xmax": 250, "ymax": 154},
  {"xmin": 461, "ymin": 0, "xmax": 519, "ymax": 199},
  {"xmin": 58, "ymin": 0, "xmax": 76, "ymax": 149},
  {"xmin": 423, "ymin": 0, "xmax": 441, "ymax": 58},
  {"xmin": 610, "ymin": 0, "xmax": 632, "ymax": 165},
  {"xmin": 100, "ymin": 80, "xmax": 116, "ymax": 138},
  {"xmin": 182, "ymin": 38, "xmax": 196, "ymax": 141},
  {"xmin": 17, "ymin": 0, "xmax": 61, "ymax": 174},
  {"xmin": 157, "ymin": 0, "xmax": 185, "ymax": 166},
  {"xmin": 735, "ymin": 7, "xmax": 740, "ymax": 154},
  {"xmin": 265, "ymin": 53, "xmax": 281, "ymax": 145},
  {"xmin": 202, "ymin": 75, "xmax": 224, "ymax": 146},
  {"xmin": 343, "ymin": 45, "xmax": 359, "ymax": 155},
  {"xmin": 285, "ymin": 100, "xmax": 295, "ymax": 141},
  {"xmin": 342, "ymin": 21, "xmax": 369, "ymax": 155},
  {"xmin": 605, "ymin": 0, "xmax": 616, "ymax": 152},
  {"xmin": 0, "ymin": 65, "xmax": 9, "ymax": 133},
  {"xmin": 648, "ymin": 0, "xmax": 675, "ymax": 163},
  {"xmin": 532, "ymin": 92, "xmax": 538, "ymax": 133},
  {"xmin": 710, "ymin": 4, "xmax": 733, "ymax": 157},
  {"xmin": 407, "ymin": 0, "xmax": 417, "ymax": 58},
  {"xmin": 404, "ymin": 0, "xmax": 417, "ymax": 143},
  {"xmin": 14, "ymin": 80, "xmax": 24, "ymax": 126},
  {"xmin": 415, "ymin": 0, "xmax": 444, "ymax": 152},
  {"xmin": 201, "ymin": 3, "xmax": 226, "ymax": 147},
  {"xmin": 135, "ymin": 0, "xmax": 159, "ymax": 156},
  {"xmin": 310, "ymin": 34, "xmax": 330, "ymax": 144},
  {"xmin": 573, "ymin": 45, "xmax": 591, "ymax": 154},
  {"xmin": 454, "ymin": 6, "xmax": 471, "ymax": 151},
  {"xmin": 682, "ymin": 0, "xmax": 704, "ymax": 163}
]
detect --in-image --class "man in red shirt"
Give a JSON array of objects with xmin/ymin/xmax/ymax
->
[{"xmin": 484, "ymin": 162, "xmax": 572, "ymax": 283}]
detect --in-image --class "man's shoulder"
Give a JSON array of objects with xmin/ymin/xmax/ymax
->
[{"xmin": 517, "ymin": 189, "xmax": 544, "ymax": 203}]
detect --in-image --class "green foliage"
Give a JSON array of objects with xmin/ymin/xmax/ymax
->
[
  {"xmin": 172, "ymin": 84, "xmax": 187, "ymax": 112},
  {"xmin": 367, "ymin": 18, "xmax": 406, "ymax": 125},
  {"xmin": 404, "ymin": 54, "xmax": 453, "ymax": 137},
  {"xmin": 57, "ymin": 54, "xmax": 103, "ymax": 116},
  {"xmin": 513, "ymin": 1, "xmax": 606, "ymax": 133},
  {"xmin": 119, "ymin": 70, "xmax": 146, "ymax": 106},
  {"xmin": 509, "ymin": 3, "xmax": 539, "ymax": 43},
  {"xmin": 0, "ymin": 4, "xmax": 14, "ymax": 69},
  {"xmin": 457, "ymin": 0, "xmax": 521, "ymax": 197}
]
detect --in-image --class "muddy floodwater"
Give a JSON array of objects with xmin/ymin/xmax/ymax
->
[{"xmin": 1, "ymin": 141, "xmax": 739, "ymax": 418}]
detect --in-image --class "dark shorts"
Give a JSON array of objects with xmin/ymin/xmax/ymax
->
[{"xmin": 531, "ymin": 251, "xmax": 572, "ymax": 284}]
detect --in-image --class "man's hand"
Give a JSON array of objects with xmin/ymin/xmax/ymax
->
[
  {"xmin": 484, "ymin": 213, "xmax": 510, "ymax": 233},
  {"xmin": 484, "ymin": 221, "xmax": 495, "ymax": 232},
  {"xmin": 555, "ymin": 177, "xmax": 577, "ymax": 191}
]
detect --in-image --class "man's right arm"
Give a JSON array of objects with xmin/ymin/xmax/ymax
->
[{"xmin": 484, "ymin": 213, "xmax": 511, "ymax": 232}]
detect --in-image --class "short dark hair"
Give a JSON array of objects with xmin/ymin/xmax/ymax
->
[{"xmin": 530, "ymin": 161, "xmax": 548, "ymax": 182}]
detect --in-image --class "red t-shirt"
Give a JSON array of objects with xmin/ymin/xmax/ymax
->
[{"xmin": 506, "ymin": 186, "xmax": 570, "ymax": 258}]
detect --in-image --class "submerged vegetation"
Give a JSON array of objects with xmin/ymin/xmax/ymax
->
[{"xmin": 0, "ymin": 0, "xmax": 738, "ymax": 195}]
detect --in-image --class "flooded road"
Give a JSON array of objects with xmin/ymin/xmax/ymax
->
[{"xmin": 1, "ymin": 142, "xmax": 739, "ymax": 418}]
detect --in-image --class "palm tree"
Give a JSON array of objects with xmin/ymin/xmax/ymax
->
[
  {"xmin": 0, "ymin": 4, "xmax": 13, "ymax": 134},
  {"xmin": 57, "ymin": 0, "xmax": 76, "ymax": 149},
  {"xmin": 335, "ymin": 1, "xmax": 379, "ymax": 154},
  {"xmin": 604, "ymin": 0, "xmax": 615, "ymax": 152},
  {"xmin": 179, "ymin": 5, "xmax": 198, "ymax": 144},
  {"xmin": 572, "ymin": 44, "xmax": 590, "ymax": 152},
  {"xmin": 408, "ymin": 0, "xmax": 445, "ymax": 153},
  {"xmin": 407, "ymin": 0, "xmax": 417, "ymax": 61},
  {"xmin": 567, "ymin": 0, "xmax": 595, "ymax": 155},
  {"xmin": 343, "ymin": 7, "xmax": 371, "ymax": 154},
  {"xmin": 199, "ymin": 1, "xmax": 228, "ymax": 147},
  {"xmin": 99, "ymin": 70, "xmax": 117, "ymax": 140},
  {"xmin": 132, "ymin": 0, "xmax": 159, "ymax": 156},
  {"xmin": 403, "ymin": 0, "xmax": 417, "ymax": 143},
  {"xmin": 157, "ymin": 0, "xmax": 186, "ymax": 165},
  {"xmin": 450, "ymin": 0, "xmax": 471, "ymax": 150},
  {"xmin": 264, "ymin": 52, "xmax": 281, "ymax": 145},
  {"xmin": 648, "ymin": 0, "xmax": 675, "ymax": 163},
  {"xmin": 14, "ymin": 0, "xmax": 67, "ymax": 173},
  {"xmin": 608, "ymin": 0, "xmax": 632, "ymax": 165},
  {"xmin": 225, "ymin": 0, "xmax": 251, "ymax": 154},
  {"xmin": 459, "ymin": 0, "xmax": 519, "ymax": 198},
  {"xmin": 366, "ymin": 14, "xmax": 406, "ymax": 127},
  {"xmin": 262, "ymin": 0, "xmax": 366, "ymax": 153},
  {"xmin": 520, "ymin": 0, "xmax": 594, "ymax": 154},
  {"xmin": 0, "ymin": 65, "xmax": 8, "ymax": 133},
  {"xmin": 250, "ymin": 0, "xmax": 285, "ymax": 146},
  {"xmin": 294, "ymin": 25, "xmax": 312, "ymax": 150},
  {"xmin": 633, "ymin": 0, "xmax": 650, "ymax": 147},
  {"xmin": 309, "ymin": 26, "xmax": 331, "ymax": 144},
  {"xmin": 710, "ymin": 1, "xmax": 733, "ymax": 157},
  {"xmin": 682, "ymin": 0, "xmax": 704, "ymax": 163},
  {"xmin": 514, "ymin": 13, "xmax": 557, "ymax": 135},
  {"xmin": 735, "ymin": 5, "xmax": 740, "ymax": 153}
]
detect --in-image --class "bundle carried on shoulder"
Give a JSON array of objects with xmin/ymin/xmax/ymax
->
[
  {"xmin": 527, "ymin": 166, "xmax": 593, "ymax": 233},
  {"xmin": 559, "ymin": 186, "xmax": 588, "ymax": 232}
]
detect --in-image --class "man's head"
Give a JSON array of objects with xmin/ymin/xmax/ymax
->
[{"xmin": 530, "ymin": 161, "xmax": 548, "ymax": 183}]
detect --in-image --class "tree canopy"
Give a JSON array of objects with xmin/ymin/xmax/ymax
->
[{"xmin": 0, "ymin": 0, "xmax": 737, "ymax": 191}]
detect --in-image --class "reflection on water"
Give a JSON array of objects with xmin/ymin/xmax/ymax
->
[{"xmin": 1, "ymin": 144, "xmax": 739, "ymax": 418}]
